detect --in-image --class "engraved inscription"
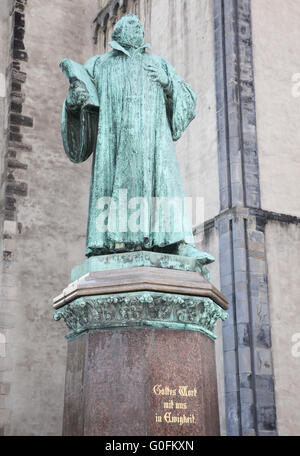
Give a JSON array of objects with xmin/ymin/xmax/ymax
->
[{"xmin": 152, "ymin": 384, "xmax": 197, "ymax": 425}]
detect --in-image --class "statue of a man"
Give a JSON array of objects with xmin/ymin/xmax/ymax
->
[{"xmin": 61, "ymin": 14, "xmax": 213, "ymax": 265}]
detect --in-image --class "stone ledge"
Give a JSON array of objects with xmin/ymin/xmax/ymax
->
[{"xmin": 53, "ymin": 266, "xmax": 229, "ymax": 310}]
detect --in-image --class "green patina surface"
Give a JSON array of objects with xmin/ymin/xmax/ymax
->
[
  {"xmin": 54, "ymin": 291, "xmax": 228, "ymax": 341},
  {"xmin": 56, "ymin": 15, "xmax": 228, "ymax": 339},
  {"xmin": 71, "ymin": 251, "xmax": 210, "ymax": 282},
  {"xmin": 60, "ymin": 14, "xmax": 214, "ymax": 265}
]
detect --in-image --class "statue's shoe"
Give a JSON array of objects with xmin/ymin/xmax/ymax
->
[{"xmin": 177, "ymin": 243, "xmax": 215, "ymax": 265}]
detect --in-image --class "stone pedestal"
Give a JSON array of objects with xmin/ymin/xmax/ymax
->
[
  {"xmin": 53, "ymin": 252, "xmax": 228, "ymax": 436},
  {"xmin": 63, "ymin": 328, "xmax": 219, "ymax": 436}
]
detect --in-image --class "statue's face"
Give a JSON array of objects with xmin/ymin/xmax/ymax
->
[{"xmin": 113, "ymin": 15, "xmax": 144, "ymax": 48}]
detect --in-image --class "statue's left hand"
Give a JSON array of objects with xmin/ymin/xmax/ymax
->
[{"xmin": 144, "ymin": 64, "xmax": 169, "ymax": 87}]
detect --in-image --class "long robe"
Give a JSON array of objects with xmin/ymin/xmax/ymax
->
[{"xmin": 62, "ymin": 41, "xmax": 197, "ymax": 256}]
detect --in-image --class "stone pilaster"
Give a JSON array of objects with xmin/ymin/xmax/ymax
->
[{"xmin": 212, "ymin": 0, "xmax": 277, "ymax": 436}]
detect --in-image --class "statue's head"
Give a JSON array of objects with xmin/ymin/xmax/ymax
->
[{"xmin": 112, "ymin": 14, "xmax": 144, "ymax": 48}]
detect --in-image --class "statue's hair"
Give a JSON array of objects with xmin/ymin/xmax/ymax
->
[{"xmin": 112, "ymin": 14, "xmax": 144, "ymax": 42}]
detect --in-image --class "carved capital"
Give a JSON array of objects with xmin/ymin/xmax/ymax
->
[{"xmin": 54, "ymin": 291, "xmax": 228, "ymax": 340}]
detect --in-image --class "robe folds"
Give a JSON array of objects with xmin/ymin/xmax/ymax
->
[{"xmin": 62, "ymin": 41, "xmax": 197, "ymax": 256}]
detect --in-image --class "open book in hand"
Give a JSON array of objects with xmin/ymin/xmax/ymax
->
[{"xmin": 60, "ymin": 58, "xmax": 99, "ymax": 109}]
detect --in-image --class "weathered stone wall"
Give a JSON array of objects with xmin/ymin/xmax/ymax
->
[
  {"xmin": 251, "ymin": 0, "xmax": 300, "ymax": 217},
  {"xmin": 265, "ymin": 222, "xmax": 300, "ymax": 435},
  {"xmin": 0, "ymin": 0, "xmax": 14, "ymax": 436},
  {"xmin": 0, "ymin": 0, "xmax": 99, "ymax": 436},
  {"xmin": 251, "ymin": 0, "xmax": 300, "ymax": 435}
]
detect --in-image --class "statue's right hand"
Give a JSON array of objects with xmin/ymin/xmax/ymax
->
[{"xmin": 66, "ymin": 80, "xmax": 89, "ymax": 112}]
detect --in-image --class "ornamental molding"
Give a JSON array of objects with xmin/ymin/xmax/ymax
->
[{"xmin": 54, "ymin": 292, "xmax": 228, "ymax": 340}]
